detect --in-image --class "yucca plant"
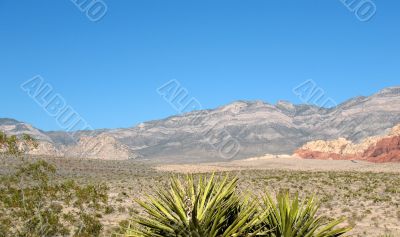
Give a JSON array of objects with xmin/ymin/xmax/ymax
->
[
  {"xmin": 123, "ymin": 175, "xmax": 351, "ymax": 237},
  {"xmin": 260, "ymin": 191, "xmax": 351, "ymax": 237},
  {"xmin": 125, "ymin": 174, "xmax": 265, "ymax": 237}
]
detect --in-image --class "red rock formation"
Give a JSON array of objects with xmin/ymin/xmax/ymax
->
[
  {"xmin": 294, "ymin": 125, "xmax": 400, "ymax": 163},
  {"xmin": 363, "ymin": 136, "xmax": 400, "ymax": 162},
  {"xmin": 294, "ymin": 149, "xmax": 349, "ymax": 160}
]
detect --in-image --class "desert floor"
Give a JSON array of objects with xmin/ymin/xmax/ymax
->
[
  {"xmin": 1, "ymin": 155, "xmax": 400, "ymax": 237},
  {"xmin": 155, "ymin": 154, "xmax": 400, "ymax": 173}
]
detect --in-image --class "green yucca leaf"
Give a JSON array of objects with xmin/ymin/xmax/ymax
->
[
  {"xmin": 260, "ymin": 191, "xmax": 351, "ymax": 237},
  {"xmin": 126, "ymin": 174, "xmax": 261, "ymax": 237},
  {"xmin": 123, "ymin": 175, "xmax": 351, "ymax": 237}
]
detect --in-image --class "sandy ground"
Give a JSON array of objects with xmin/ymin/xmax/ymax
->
[
  {"xmin": 3, "ymin": 156, "xmax": 400, "ymax": 236},
  {"xmin": 154, "ymin": 155, "xmax": 400, "ymax": 237},
  {"xmin": 155, "ymin": 155, "xmax": 400, "ymax": 173}
]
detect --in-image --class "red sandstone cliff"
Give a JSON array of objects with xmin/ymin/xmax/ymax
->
[{"xmin": 294, "ymin": 124, "xmax": 400, "ymax": 163}]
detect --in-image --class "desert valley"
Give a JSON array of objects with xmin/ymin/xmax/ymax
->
[
  {"xmin": 2, "ymin": 2, "xmax": 400, "ymax": 236},
  {"xmin": 1, "ymin": 87, "xmax": 400, "ymax": 236}
]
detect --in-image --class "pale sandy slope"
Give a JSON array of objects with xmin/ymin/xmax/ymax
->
[{"xmin": 155, "ymin": 155, "xmax": 400, "ymax": 173}]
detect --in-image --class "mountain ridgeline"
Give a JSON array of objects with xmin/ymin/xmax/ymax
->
[{"xmin": 1, "ymin": 87, "xmax": 400, "ymax": 161}]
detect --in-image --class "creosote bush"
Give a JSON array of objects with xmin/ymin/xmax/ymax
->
[
  {"xmin": 0, "ymin": 159, "xmax": 109, "ymax": 237},
  {"xmin": 0, "ymin": 131, "xmax": 38, "ymax": 157},
  {"xmin": 0, "ymin": 132, "xmax": 110, "ymax": 237},
  {"xmin": 124, "ymin": 174, "xmax": 351, "ymax": 237}
]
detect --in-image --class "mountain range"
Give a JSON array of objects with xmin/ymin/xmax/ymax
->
[{"xmin": 1, "ymin": 86, "xmax": 400, "ymax": 162}]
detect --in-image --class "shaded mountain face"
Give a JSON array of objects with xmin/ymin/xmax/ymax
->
[{"xmin": 1, "ymin": 87, "xmax": 400, "ymax": 161}]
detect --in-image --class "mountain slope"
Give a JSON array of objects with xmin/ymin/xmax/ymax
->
[
  {"xmin": 102, "ymin": 86, "xmax": 400, "ymax": 160},
  {"xmin": 1, "ymin": 86, "xmax": 400, "ymax": 161},
  {"xmin": 0, "ymin": 118, "xmax": 53, "ymax": 142}
]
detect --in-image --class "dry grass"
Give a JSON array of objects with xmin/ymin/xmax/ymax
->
[{"xmin": 1, "ymin": 156, "xmax": 399, "ymax": 236}]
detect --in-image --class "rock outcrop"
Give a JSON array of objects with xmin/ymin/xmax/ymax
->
[
  {"xmin": 362, "ymin": 136, "xmax": 400, "ymax": 162},
  {"xmin": 64, "ymin": 134, "xmax": 139, "ymax": 160},
  {"xmin": 2, "ymin": 86, "xmax": 400, "ymax": 161},
  {"xmin": 28, "ymin": 141, "xmax": 64, "ymax": 157},
  {"xmin": 295, "ymin": 124, "xmax": 400, "ymax": 162}
]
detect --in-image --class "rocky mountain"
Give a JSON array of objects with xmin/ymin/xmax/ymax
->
[
  {"xmin": 295, "ymin": 124, "xmax": 400, "ymax": 162},
  {"xmin": 1, "ymin": 86, "xmax": 400, "ymax": 161},
  {"xmin": 63, "ymin": 134, "xmax": 139, "ymax": 160},
  {"xmin": 0, "ymin": 118, "xmax": 53, "ymax": 142},
  {"xmin": 0, "ymin": 119, "xmax": 137, "ymax": 159}
]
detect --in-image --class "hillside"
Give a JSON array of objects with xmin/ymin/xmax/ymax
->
[{"xmin": 1, "ymin": 86, "xmax": 400, "ymax": 161}]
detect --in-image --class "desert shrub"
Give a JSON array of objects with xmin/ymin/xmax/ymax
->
[
  {"xmin": 0, "ymin": 131, "xmax": 6, "ymax": 144},
  {"xmin": 261, "ymin": 191, "xmax": 351, "ymax": 237},
  {"xmin": 123, "ymin": 174, "xmax": 351, "ymax": 237},
  {"xmin": 124, "ymin": 174, "xmax": 264, "ymax": 236},
  {"xmin": 0, "ymin": 132, "xmax": 38, "ymax": 157},
  {"xmin": 0, "ymin": 159, "xmax": 109, "ymax": 237}
]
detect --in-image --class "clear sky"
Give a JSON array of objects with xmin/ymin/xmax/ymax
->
[{"xmin": 1, "ymin": 0, "xmax": 399, "ymax": 131}]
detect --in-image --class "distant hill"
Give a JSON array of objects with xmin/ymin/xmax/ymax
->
[{"xmin": 2, "ymin": 86, "xmax": 400, "ymax": 161}]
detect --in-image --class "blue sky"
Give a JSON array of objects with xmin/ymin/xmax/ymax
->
[{"xmin": 1, "ymin": 0, "xmax": 399, "ymax": 131}]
